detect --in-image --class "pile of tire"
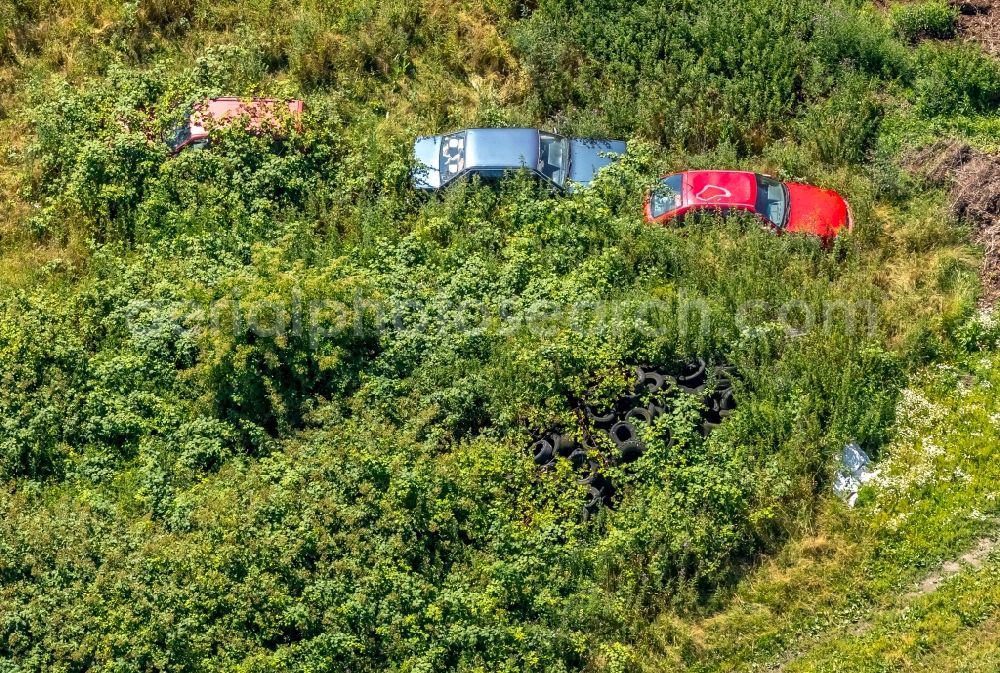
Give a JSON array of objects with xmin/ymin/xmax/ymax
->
[
  {"xmin": 528, "ymin": 358, "xmax": 739, "ymax": 519},
  {"xmin": 672, "ymin": 358, "xmax": 739, "ymax": 435},
  {"xmin": 528, "ymin": 431, "xmax": 614, "ymax": 519}
]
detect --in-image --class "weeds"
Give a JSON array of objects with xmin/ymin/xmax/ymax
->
[{"xmin": 0, "ymin": 0, "xmax": 995, "ymax": 670}]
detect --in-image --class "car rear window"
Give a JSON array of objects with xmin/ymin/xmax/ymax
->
[
  {"xmin": 649, "ymin": 174, "xmax": 683, "ymax": 217},
  {"xmin": 538, "ymin": 132, "xmax": 569, "ymax": 186},
  {"xmin": 440, "ymin": 132, "xmax": 467, "ymax": 181}
]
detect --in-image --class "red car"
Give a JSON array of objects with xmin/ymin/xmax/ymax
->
[
  {"xmin": 644, "ymin": 170, "xmax": 852, "ymax": 238},
  {"xmin": 166, "ymin": 97, "xmax": 305, "ymax": 154}
]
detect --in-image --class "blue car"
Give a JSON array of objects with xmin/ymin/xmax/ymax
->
[{"xmin": 412, "ymin": 128, "xmax": 627, "ymax": 192}]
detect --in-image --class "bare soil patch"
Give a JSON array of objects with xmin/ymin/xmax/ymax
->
[
  {"xmin": 906, "ymin": 139, "xmax": 1000, "ymax": 304},
  {"xmin": 955, "ymin": 0, "xmax": 1000, "ymax": 56},
  {"xmin": 906, "ymin": 536, "xmax": 997, "ymax": 597}
]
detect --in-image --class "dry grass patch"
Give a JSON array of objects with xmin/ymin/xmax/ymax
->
[{"xmin": 905, "ymin": 139, "xmax": 1000, "ymax": 304}]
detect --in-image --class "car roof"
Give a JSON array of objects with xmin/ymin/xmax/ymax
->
[
  {"xmin": 201, "ymin": 97, "xmax": 304, "ymax": 122},
  {"xmin": 464, "ymin": 128, "xmax": 540, "ymax": 169},
  {"xmin": 680, "ymin": 170, "xmax": 758, "ymax": 209}
]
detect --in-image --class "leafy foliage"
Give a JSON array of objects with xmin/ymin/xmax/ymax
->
[
  {"xmin": 914, "ymin": 43, "xmax": 1000, "ymax": 117},
  {"xmin": 890, "ymin": 0, "xmax": 958, "ymax": 43},
  {"xmin": 0, "ymin": 0, "xmax": 991, "ymax": 670},
  {"xmin": 514, "ymin": 0, "xmax": 907, "ymax": 153}
]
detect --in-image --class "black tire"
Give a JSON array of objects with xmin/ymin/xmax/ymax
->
[
  {"xmin": 717, "ymin": 388, "xmax": 737, "ymax": 412},
  {"xmin": 582, "ymin": 485, "xmax": 604, "ymax": 520},
  {"xmin": 531, "ymin": 438, "xmax": 554, "ymax": 465},
  {"xmin": 586, "ymin": 472, "xmax": 614, "ymax": 498},
  {"xmin": 653, "ymin": 363, "xmax": 673, "ymax": 377},
  {"xmin": 568, "ymin": 448, "xmax": 589, "ymax": 470},
  {"xmin": 634, "ymin": 365, "xmax": 647, "ymax": 387},
  {"xmin": 586, "ymin": 405, "xmax": 617, "ymax": 428},
  {"xmin": 576, "ymin": 462, "xmax": 599, "ymax": 485},
  {"xmin": 677, "ymin": 357, "xmax": 707, "ymax": 387},
  {"xmin": 554, "ymin": 433, "xmax": 578, "ymax": 457},
  {"xmin": 700, "ymin": 420, "xmax": 721, "ymax": 437},
  {"xmin": 642, "ymin": 371, "xmax": 666, "ymax": 393},
  {"xmin": 618, "ymin": 439, "xmax": 645, "ymax": 464},
  {"xmin": 715, "ymin": 364, "xmax": 738, "ymax": 381},
  {"xmin": 609, "ymin": 421, "xmax": 638, "ymax": 446},
  {"xmin": 618, "ymin": 391, "xmax": 645, "ymax": 413},
  {"xmin": 599, "ymin": 477, "xmax": 616, "ymax": 503},
  {"xmin": 577, "ymin": 464, "xmax": 608, "ymax": 491},
  {"xmin": 625, "ymin": 407, "xmax": 654, "ymax": 425}
]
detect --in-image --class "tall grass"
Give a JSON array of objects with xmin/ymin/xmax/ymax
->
[{"xmin": 0, "ymin": 0, "xmax": 991, "ymax": 670}]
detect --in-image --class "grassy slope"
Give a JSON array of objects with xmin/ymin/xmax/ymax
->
[
  {"xmin": 644, "ymin": 351, "xmax": 1000, "ymax": 671},
  {"xmin": 1, "ymin": 0, "xmax": 999, "ymax": 671}
]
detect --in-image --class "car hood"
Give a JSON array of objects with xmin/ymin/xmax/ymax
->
[
  {"xmin": 784, "ymin": 182, "xmax": 851, "ymax": 238},
  {"xmin": 568, "ymin": 139, "xmax": 627, "ymax": 188},
  {"xmin": 413, "ymin": 136, "xmax": 443, "ymax": 189}
]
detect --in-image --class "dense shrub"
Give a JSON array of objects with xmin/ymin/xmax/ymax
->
[
  {"xmin": 914, "ymin": 43, "xmax": 1000, "ymax": 117},
  {"xmin": 796, "ymin": 76, "xmax": 883, "ymax": 166},
  {"xmin": 812, "ymin": 5, "xmax": 912, "ymax": 81},
  {"xmin": 890, "ymin": 0, "xmax": 958, "ymax": 43},
  {"xmin": 514, "ymin": 0, "xmax": 906, "ymax": 154},
  {"xmin": 0, "ymin": 177, "xmax": 920, "ymax": 667},
  {"xmin": 0, "ymin": 0, "xmax": 989, "ymax": 670}
]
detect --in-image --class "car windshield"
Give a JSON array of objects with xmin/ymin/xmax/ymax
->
[
  {"xmin": 754, "ymin": 174, "xmax": 788, "ymax": 226},
  {"xmin": 439, "ymin": 132, "xmax": 467, "ymax": 182},
  {"xmin": 538, "ymin": 132, "xmax": 569, "ymax": 186},
  {"xmin": 165, "ymin": 118, "xmax": 193, "ymax": 151},
  {"xmin": 649, "ymin": 174, "xmax": 683, "ymax": 217}
]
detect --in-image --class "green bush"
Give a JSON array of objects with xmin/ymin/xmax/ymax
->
[
  {"xmin": 812, "ymin": 4, "xmax": 912, "ymax": 81},
  {"xmin": 0, "ymin": 185, "xmax": 919, "ymax": 667},
  {"xmin": 890, "ymin": 0, "xmax": 958, "ymax": 43},
  {"xmin": 514, "ymin": 0, "xmax": 904, "ymax": 153},
  {"xmin": 914, "ymin": 43, "xmax": 1000, "ymax": 117},
  {"xmin": 0, "ymin": 0, "xmax": 989, "ymax": 670},
  {"xmin": 796, "ymin": 76, "xmax": 884, "ymax": 166}
]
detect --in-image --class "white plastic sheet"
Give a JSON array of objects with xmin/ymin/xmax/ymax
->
[{"xmin": 833, "ymin": 442, "xmax": 877, "ymax": 507}]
